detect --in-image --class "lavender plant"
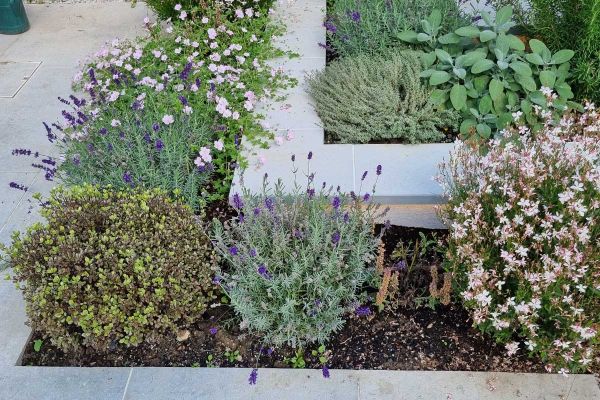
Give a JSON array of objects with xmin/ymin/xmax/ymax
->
[
  {"xmin": 55, "ymin": 94, "xmax": 214, "ymax": 210},
  {"xmin": 212, "ymin": 154, "xmax": 386, "ymax": 347}
]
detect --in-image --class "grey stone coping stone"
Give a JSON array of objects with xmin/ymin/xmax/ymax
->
[
  {"xmin": 231, "ymin": 0, "xmax": 457, "ymax": 227},
  {"xmin": 0, "ymin": 367, "xmax": 132, "ymax": 400}
]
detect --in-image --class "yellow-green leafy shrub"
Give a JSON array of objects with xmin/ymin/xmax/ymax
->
[{"xmin": 6, "ymin": 185, "xmax": 218, "ymax": 352}]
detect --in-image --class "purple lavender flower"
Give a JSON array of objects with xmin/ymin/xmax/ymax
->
[
  {"xmin": 155, "ymin": 139, "xmax": 164, "ymax": 151},
  {"xmin": 178, "ymin": 95, "xmax": 189, "ymax": 106},
  {"xmin": 248, "ymin": 369, "xmax": 258, "ymax": 385},
  {"xmin": 123, "ymin": 172, "xmax": 133, "ymax": 185},
  {"xmin": 293, "ymin": 229, "xmax": 303, "ymax": 239},
  {"xmin": 361, "ymin": 171, "xmax": 368, "ymax": 181},
  {"xmin": 229, "ymin": 246, "xmax": 239, "ymax": 256},
  {"xmin": 212, "ymin": 275, "xmax": 222, "ymax": 285},
  {"xmin": 355, "ymin": 306, "xmax": 371, "ymax": 316},
  {"xmin": 363, "ymin": 193, "xmax": 370, "ymax": 202},
  {"xmin": 43, "ymin": 122, "xmax": 57, "ymax": 143},
  {"xmin": 257, "ymin": 264, "xmax": 272, "ymax": 279},
  {"xmin": 265, "ymin": 197, "xmax": 274, "ymax": 212},
  {"xmin": 343, "ymin": 212, "xmax": 350, "ymax": 223},
  {"xmin": 249, "ymin": 248, "xmax": 257, "ymax": 257},
  {"xmin": 143, "ymin": 132, "xmax": 152, "ymax": 143},
  {"xmin": 349, "ymin": 10, "xmax": 361, "ymax": 22},
  {"xmin": 307, "ymin": 188, "xmax": 315, "ymax": 198},
  {"xmin": 392, "ymin": 260, "xmax": 407, "ymax": 271},
  {"xmin": 291, "ymin": 154, "xmax": 296, "ymax": 162},
  {"xmin": 307, "ymin": 151, "xmax": 313, "ymax": 160},
  {"xmin": 180, "ymin": 62, "xmax": 192, "ymax": 81},
  {"xmin": 9, "ymin": 182, "xmax": 28, "ymax": 191},
  {"xmin": 152, "ymin": 123, "xmax": 160, "ymax": 132},
  {"xmin": 324, "ymin": 20, "xmax": 337, "ymax": 33},
  {"xmin": 233, "ymin": 193, "xmax": 244, "ymax": 210},
  {"xmin": 331, "ymin": 231, "xmax": 340, "ymax": 245},
  {"xmin": 209, "ymin": 327, "xmax": 218, "ymax": 335},
  {"xmin": 322, "ymin": 366, "xmax": 330, "ymax": 378},
  {"xmin": 253, "ymin": 207, "xmax": 261, "ymax": 216},
  {"xmin": 331, "ymin": 196, "xmax": 341, "ymax": 210},
  {"xmin": 376, "ymin": 165, "xmax": 382, "ymax": 176},
  {"xmin": 99, "ymin": 127, "xmax": 108, "ymax": 135}
]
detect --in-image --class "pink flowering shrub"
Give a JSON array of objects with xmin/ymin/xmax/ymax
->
[{"xmin": 439, "ymin": 105, "xmax": 600, "ymax": 373}]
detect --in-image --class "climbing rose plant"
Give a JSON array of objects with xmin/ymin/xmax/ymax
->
[{"xmin": 439, "ymin": 103, "xmax": 600, "ymax": 374}]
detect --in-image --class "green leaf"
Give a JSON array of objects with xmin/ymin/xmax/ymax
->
[
  {"xmin": 471, "ymin": 59, "xmax": 495, "ymax": 74},
  {"xmin": 430, "ymin": 88, "xmax": 449, "ymax": 105},
  {"xmin": 455, "ymin": 26, "xmax": 480, "ymax": 38},
  {"xmin": 524, "ymin": 53, "xmax": 545, "ymax": 66},
  {"xmin": 460, "ymin": 51, "xmax": 486, "ymax": 67},
  {"xmin": 435, "ymin": 49, "xmax": 453, "ymax": 65},
  {"xmin": 480, "ymin": 30, "xmax": 497, "ymax": 42},
  {"xmin": 429, "ymin": 71, "xmax": 451, "ymax": 85},
  {"xmin": 555, "ymin": 82, "xmax": 574, "ymax": 99},
  {"xmin": 539, "ymin": 70, "xmax": 556, "ymax": 88},
  {"xmin": 529, "ymin": 39, "xmax": 548, "ymax": 55},
  {"xmin": 495, "ymin": 6, "xmax": 513, "ymax": 26},
  {"xmin": 509, "ymin": 61, "xmax": 532, "ymax": 76},
  {"xmin": 421, "ymin": 52, "xmax": 437, "ymax": 68},
  {"xmin": 453, "ymin": 67, "xmax": 467, "ymax": 79},
  {"xmin": 495, "ymin": 34, "xmax": 510, "ymax": 55},
  {"xmin": 417, "ymin": 33, "xmax": 431, "ymax": 42},
  {"xmin": 476, "ymin": 123, "xmax": 492, "ymax": 138},
  {"xmin": 516, "ymin": 75, "xmax": 537, "ymax": 91},
  {"xmin": 521, "ymin": 98, "xmax": 532, "ymax": 114},
  {"xmin": 429, "ymin": 9, "xmax": 442, "ymax": 29},
  {"xmin": 529, "ymin": 91, "xmax": 547, "ymax": 106},
  {"xmin": 450, "ymin": 84, "xmax": 467, "ymax": 110},
  {"xmin": 438, "ymin": 32, "xmax": 461, "ymax": 44},
  {"xmin": 473, "ymin": 75, "xmax": 490, "ymax": 91},
  {"xmin": 551, "ymin": 49, "xmax": 575, "ymax": 64},
  {"xmin": 489, "ymin": 79, "xmax": 504, "ymax": 100},
  {"xmin": 479, "ymin": 95, "xmax": 493, "ymax": 114},
  {"xmin": 497, "ymin": 113, "xmax": 513, "ymax": 129},
  {"xmin": 34, "ymin": 339, "xmax": 43, "ymax": 352},
  {"xmin": 419, "ymin": 69, "xmax": 435, "ymax": 78},
  {"xmin": 397, "ymin": 31, "xmax": 418, "ymax": 43},
  {"xmin": 507, "ymin": 34, "xmax": 525, "ymax": 51}
]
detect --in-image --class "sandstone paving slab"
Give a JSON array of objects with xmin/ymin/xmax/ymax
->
[
  {"xmin": 0, "ymin": 272, "xmax": 30, "ymax": 367},
  {"xmin": 0, "ymin": 367, "xmax": 132, "ymax": 400},
  {"xmin": 355, "ymin": 370, "xmax": 600, "ymax": 400},
  {"xmin": 0, "ymin": 172, "xmax": 38, "ymax": 235},
  {"xmin": 0, "ymin": 171, "xmax": 56, "ymax": 247},
  {"xmin": 1, "ymin": 3, "xmax": 149, "ymax": 67},
  {"xmin": 119, "ymin": 368, "xmax": 600, "ymax": 400},
  {"xmin": 123, "ymin": 367, "xmax": 359, "ymax": 400}
]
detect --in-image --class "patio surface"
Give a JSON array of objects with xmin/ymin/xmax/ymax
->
[{"xmin": 0, "ymin": 3, "xmax": 599, "ymax": 400}]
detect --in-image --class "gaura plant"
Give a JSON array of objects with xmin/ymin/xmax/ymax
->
[{"xmin": 399, "ymin": 6, "xmax": 579, "ymax": 140}]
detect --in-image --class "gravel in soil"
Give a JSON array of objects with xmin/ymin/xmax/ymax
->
[{"xmin": 19, "ymin": 223, "xmax": 543, "ymax": 373}]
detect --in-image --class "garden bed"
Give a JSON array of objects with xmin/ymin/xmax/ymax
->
[{"xmin": 20, "ymin": 223, "xmax": 540, "ymax": 374}]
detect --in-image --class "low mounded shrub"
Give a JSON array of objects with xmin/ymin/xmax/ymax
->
[
  {"xmin": 326, "ymin": 0, "xmax": 466, "ymax": 57},
  {"xmin": 6, "ymin": 185, "xmax": 218, "ymax": 352},
  {"xmin": 439, "ymin": 104, "xmax": 600, "ymax": 373},
  {"xmin": 307, "ymin": 50, "xmax": 459, "ymax": 144},
  {"xmin": 212, "ymin": 155, "xmax": 385, "ymax": 347}
]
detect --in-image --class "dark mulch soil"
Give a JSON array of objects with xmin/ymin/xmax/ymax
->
[{"xmin": 19, "ymin": 223, "xmax": 543, "ymax": 373}]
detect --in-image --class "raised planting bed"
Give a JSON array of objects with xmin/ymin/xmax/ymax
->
[{"xmin": 231, "ymin": 0, "xmax": 453, "ymax": 229}]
